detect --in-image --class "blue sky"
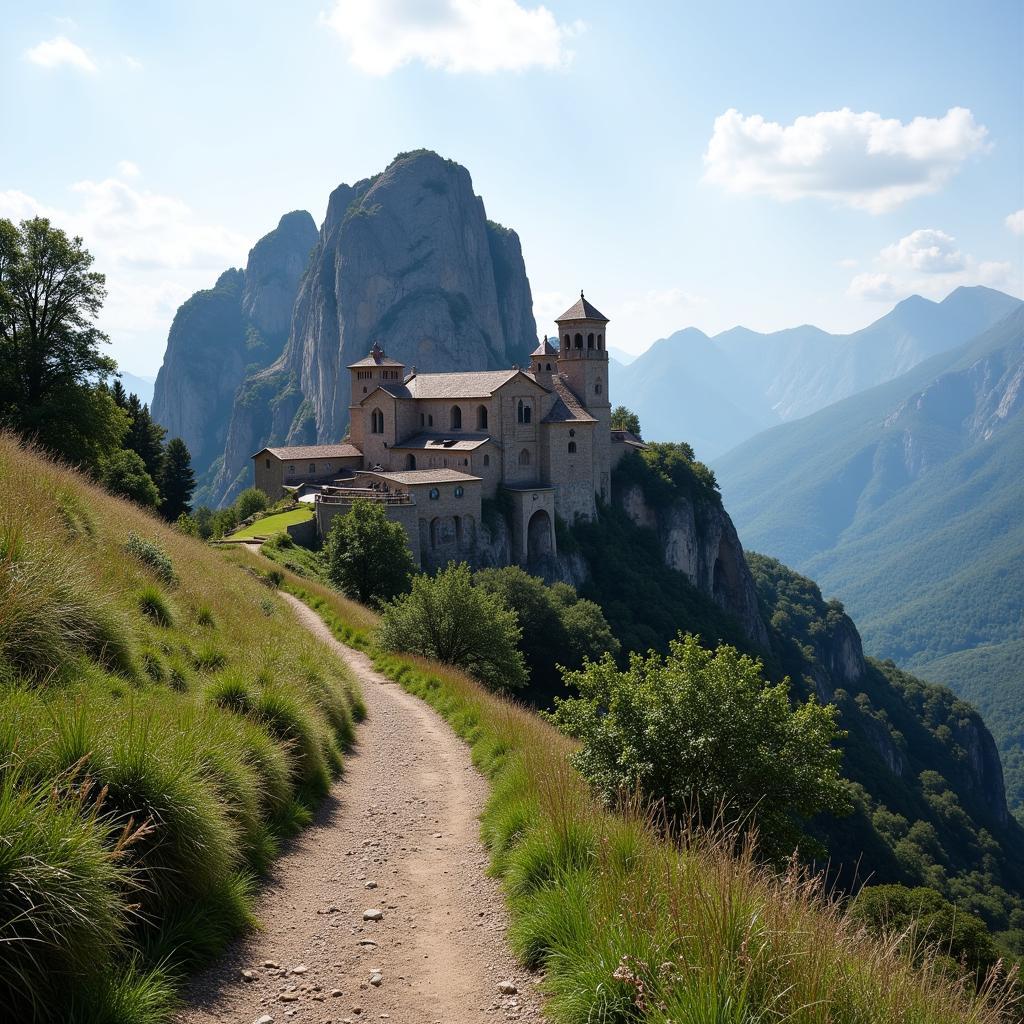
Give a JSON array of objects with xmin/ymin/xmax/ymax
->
[{"xmin": 2, "ymin": 0, "xmax": 1022, "ymax": 376}]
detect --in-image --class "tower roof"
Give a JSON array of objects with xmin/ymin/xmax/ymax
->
[
  {"xmin": 555, "ymin": 291, "xmax": 609, "ymax": 323},
  {"xmin": 346, "ymin": 341, "xmax": 405, "ymax": 368},
  {"xmin": 531, "ymin": 336, "xmax": 558, "ymax": 356}
]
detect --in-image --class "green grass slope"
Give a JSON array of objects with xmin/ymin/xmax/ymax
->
[
  {"xmin": 0, "ymin": 434, "xmax": 363, "ymax": 1022},
  {"xmin": 716, "ymin": 306, "xmax": 1024, "ymax": 818}
]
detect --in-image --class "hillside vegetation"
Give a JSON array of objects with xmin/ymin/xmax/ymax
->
[
  {"xmin": 268, "ymin": 561, "xmax": 1021, "ymax": 1023},
  {"xmin": 716, "ymin": 306, "xmax": 1024, "ymax": 822},
  {"xmin": 0, "ymin": 434, "xmax": 363, "ymax": 1022}
]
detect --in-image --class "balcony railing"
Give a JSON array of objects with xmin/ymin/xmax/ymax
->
[{"xmin": 315, "ymin": 487, "xmax": 412, "ymax": 506}]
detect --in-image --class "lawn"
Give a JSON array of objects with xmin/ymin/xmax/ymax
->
[{"xmin": 227, "ymin": 506, "xmax": 313, "ymax": 540}]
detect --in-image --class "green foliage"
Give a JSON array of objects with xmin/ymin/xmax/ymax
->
[
  {"xmin": 325, "ymin": 499, "xmax": 415, "ymax": 605},
  {"xmin": 473, "ymin": 566, "xmax": 619, "ymax": 704},
  {"xmin": 158, "ymin": 438, "xmax": 196, "ymax": 522},
  {"xmin": 137, "ymin": 586, "xmax": 174, "ymax": 627},
  {"xmin": 377, "ymin": 562, "xmax": 526, "ymax": 691},
  {"xmin": 610, "ymin": 405, "xmax": 641, "ymax": 435},
  {"xmin": 234, "ymin": 486, "xmax": 269, "ymax": 521},
  {"xmin": 100, "ymin": 449, "xmax": 160, "ymax": 508},
  {"xmin": 0, "ymin": 217, "xmax": 124, "ymax": 469},
  {"xmin": 551, "ymin": 634, "xmax": 850, "ymax": 862},
  {"xmin": 850, "ymin": 884, "xmax": 1000, "ymax": 980},
  {"xmin": 125, "ymin": 532, "xmax": 176, "ymax": 586},
  {"xmin": 123, "ymin": 393, "xmax": 166, "ymax": 483},
  {"xmin": 615, "ymin": 442, "xmax": 719, "ymax": 507}
]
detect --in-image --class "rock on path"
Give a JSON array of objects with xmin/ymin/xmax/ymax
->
[{"xmin": 175, "ymin": 592, "xmax": 543, "ymax": 1023}]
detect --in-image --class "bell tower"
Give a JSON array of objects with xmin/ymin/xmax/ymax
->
[{"xmin": 555, "ymin": 291, "xmax": 611, "ymax": 503}]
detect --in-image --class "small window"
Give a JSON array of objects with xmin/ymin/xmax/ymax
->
[
  {"xmin": 568, "ymin": 441, "xmax": 577, "ymax": 454},
  {"xmin": 371, "ymin": 408, "xmax": 384, "ymax": 434},
  {"xmin": 428, "ymin": 414, "xmax": 433, "ymax": 426},
  {"xmin": 451, "ymin": 405, "xmax": 462, "ymax": 429},
  {"xmin": 288, "ymin": 464, "xmax": 294, "ymax": 473},
  {"xmin": 546, "ymin": 362, "xmax": 552, "ymax": 371},
  {"xmin": 265, "ymin": 458, "xmax": 270, "ymax": 469},
  {"xmin": 517, "ymin": 399, "xmax": 532, "ymax": 424},
  {"xmin": 587, "ymin": 332, "xmax": 595, "ymax": 349},
  {"xmin": 574, "ymin": 333, "xmax": 583, "ymax": 349},
  {"xmin": 518, "ymin": 448, "xmax": 531, "ymax": 466},
  {"xmin": 420, "ymin": 413, "xmax": 425, "ymax": 427},
  {"xmin": 483, "ymin": 454, "xmax": 490, "ymax": 466},
  {"xmin": 454, "ymin": 486, "xmax": 464, "ymax": 498},
  {"xmin": 309, "ymin": 463, "xmax": 315, "ymax": 473},
  {"xmin": 429, "ymin": 488, "xmax": 440, "ymax": 500},
  {"xmin": 595, "ymin": 382, "xmax": 602, "ymax": 395},
  {"xmin": 476, "ymin": 404, "xmax": 488, "ymax": 430},
  {"xmin": 598, "ymin": 333, "xmax": 603, "ymax": 348}
]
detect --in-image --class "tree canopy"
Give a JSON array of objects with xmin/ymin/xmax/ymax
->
[
  {"xmin": 100, "ymin": 449, "xmax": 160, "ymax": 509},
  {"xmin": 159, "ymin": 438, "xmax": 196, "ymax": 522},
  {"xmin": 611, "ymin": 405, "xmax": 641, "ymax": 436},
  {"xmin": 325, "ymin": 499, "xmax": 415, "ymax": 606},
  {"xmin": 550, "ymin": 633, "xmax": 850, "ymax": 861},
  {"xmin": 377, "ymin": 562, "xmax": 526, "ymax": 691}
]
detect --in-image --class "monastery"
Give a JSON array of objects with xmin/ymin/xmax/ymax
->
[{"xmin": 252, "ymin": 294, "xmax": 644, "ymax": 567}]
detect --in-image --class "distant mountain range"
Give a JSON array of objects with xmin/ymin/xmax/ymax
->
[
  {"xmin": 118, "ymin": 371, "xmax": 155, "ymax": 408},
  {"xmin": 715, "ymin": 303, "xmax": 1024, "ymax": 818},
  {"xmin": 612, "ymin": 286, "xmax": 1021, "ymax": 460}
]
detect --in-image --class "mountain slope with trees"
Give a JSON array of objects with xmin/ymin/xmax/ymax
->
[{"xmin": 716, "ymin": 306, "xmax": 1024, "ymax": 823}]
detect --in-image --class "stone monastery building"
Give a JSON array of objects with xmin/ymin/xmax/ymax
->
[{"xmin": 252, "ymin": 294, "xmax": 644, "ymax": 567}]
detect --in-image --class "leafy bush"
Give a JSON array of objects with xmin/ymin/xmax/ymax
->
[
  {"xmin": 324, "ymin": 498, "xmax": 415, "ymax": 605},
  {"xmin": 550, "ymin": 634, "xmax": 851, "ymax": 862},
  {"xmin": 377, "ymin": 562, "xmax": 526, "ymax": 691},
  {"xmin": 263, "ymin": 529, "xmax": 294, "ymax": 550},
  {"xmin": 234, "ymin": 486, "xmax": 269, "ymax": 521},
  {"xmin": 125, "ymin": 532, "xmax": 176, "ymax": 585},
  {"xmin": 100, "ymin": 449, "xmax": 160, "ymax": 508}
]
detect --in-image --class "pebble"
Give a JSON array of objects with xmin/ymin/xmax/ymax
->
[
  {"xmin": 365, "ymin": 881, "xmax": 378, "ymax": 889},
  {"xmin": 241, "ymin": 969, "xmax": 258, "ymax": 982},
  {"xmin": 362, "ymin": 908, "xmax": 383, "ymax": 921},
  {"xmin": 264, "ymin": 960, "xmax": 281, "ymax": 969},
  {"xmin": 369, "ymin": 972, "xmax": 383, "ymax": 987},
  {"xmin": 332, "ymin": 988, "xmax": 344, "ymax": 997},
  {"xmin": 253, "ymin": 1016, "xmax": 274, "ymax": 1024},
  {"xmin": 291, "ymin": 963, "xmax": 308, "ymax": 975},
  {"xmin": 497, "ymin": 980, "xmax": 518, "ymax": 995},
  {"xmin": 280, "ymin": 992, "xmax": 300, "ymax": 1002}
]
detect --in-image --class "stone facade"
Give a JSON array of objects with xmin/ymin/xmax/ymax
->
[{"xmin": 253, "ymin": 294, "xmax": 640, "ymax": 568}]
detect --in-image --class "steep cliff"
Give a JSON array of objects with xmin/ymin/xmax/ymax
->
[
  {"xmin": 210, "ymin": 151, "xmax": 538, "ymax": 505},
  {"xmin": 151, "ymin": 210, "xmax": 318, "ymax": 480}
]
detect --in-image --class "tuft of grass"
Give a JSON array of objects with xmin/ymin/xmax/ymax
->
[
  {"xmin": 190, "ymin": 640, "xmax": 228, "ymax": 672},
  {"xmin": 138, "ymin": 586, "xmax": 174, "ymax": 627},
  {"xmin": 195, "ymin": 605, "xmax": 215, "ymax": 627},
  {"xmin": 126, "ymin": 532, "xmax": 176, "ymax": 586}
]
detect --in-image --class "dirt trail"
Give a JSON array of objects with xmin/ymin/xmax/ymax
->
[{"xmin": 178, "ymin": 593, "xmax": 543, "ymax": 1024}]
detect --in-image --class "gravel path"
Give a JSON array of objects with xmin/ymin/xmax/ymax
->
[{"xmin": 177, "ymin": 593, "xmax": 543, "ymax": 1024}]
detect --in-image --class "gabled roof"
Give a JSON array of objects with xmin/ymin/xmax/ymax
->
[
  {"xmin": 347, "ymin": 342, "xmax": 405, "ymax": 368},
  {"xmin": 359, "ymin": 382, "xmax": 413, "ymax": 404},
  {"xmin": 389, "ymin": 432, "xmax": 495, "ymax": 452},
  {"xmin": 555, "ymin": 291, "xmax": 609, "ymax": 323},
  {"xmin": 531, "ymin": 336, "xmax": 558, "ymax": 356},
  {"xmin": 254, "ymin": 443, "xmax": 363, "ymax": 461},
  {"xmin": 542, "ymin": 376, "xmax": 597, "ymax": 423},
  {"xmin": 404, "ymin": 369, "xmax": 547, "ymax": 400},
  {"xmin": 361, "ymin": 469, "xmax": 481, "ymax": 485}
]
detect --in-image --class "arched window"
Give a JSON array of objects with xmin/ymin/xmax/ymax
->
[
  {"xmin": 430, "ymin": 517, "xmax": 440, "ymax": 547},
  {"xmin": 518, "ymin": 399, "xmax": 532, "ymax": 424},
  {"xmin": 454, "ymin": 485, "xmax": 464, "ymax": 498},
  {"xmin": 371, "ymin": 408, "xmax": 384, "ymax": 434},
  {"xmin": 568, "ymin": 441, "xmax": 577, "ymax": 454},
  {"xmin": 587, "ymin": 332, "xmax": 595, "ymax": 349},
  {"xmin": 406, "ymin": 453, "xmax": 416, "ymax": 469},
  {"xmin": 598, "ymin": 333, "xmax": 604, "ymax": 349},
  {"xmin": 546, "ymin": 362, "xmax": 552, "ymax": 371},
  {"xmin": 518, "ymin": 448, "xmax": 531, "ymax": 466},
  {"xmin": 574, "ymin": 333, "xmax": 583, "ymax": 349},
  {"xmin": 595, "ymin": 381, "xmax": 602, "ymax": 395},
  {"xmin": 428, "ymin": 414, "xmax": 433, "ymax": 426},
  {"xmin": 483, "ymin": 454, "xmax": 490, "ymax": 466},
  {"xmin": 450, "ymin": 405, "xmax": 462, "ymax": 429},
  {"xmin": 429, "ymin": 488, "xmax": 440, "ymax": 500},
  {"xmin": 562, "ymin": 334, "xmax": 569, "ymax": 351},
  {"xmin": 476, "ymin": 404, "xmax": 488, "ymax": 429}
]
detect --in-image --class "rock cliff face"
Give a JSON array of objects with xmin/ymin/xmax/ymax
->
[
  {"xmin": 616, "ymin": 482, "xmax": 769, "ymax": 649},
  {"xmin": 151, "ymin": 211, "xmax": 317, "ymax": 478},
  {"xmin": 209, "ymin": 151, "xmax": 538, "ymax": 505}
]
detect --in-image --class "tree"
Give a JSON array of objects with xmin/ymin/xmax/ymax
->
[
  {"xmin": 0, "ymin": 217, "xmax": 124, "ymax": 467},
  {"xmin": 611, "ymin": 405, "xmax": 641, "ymax": 436},
  {"xmin": 159, "ymin": 438, "xmax": 196, "ymax": 521},
  {"xmin": 234, "ymin": 487, "xmax": 269, "ymax": 521},
  {"xmin": 849, "ymin": 884, "xmax": 999, "ymax": 980},
  {"xmin": 123, "ymin": 393, "xmax": 166, "ymax": 482},
  {"xmin": 377, "ymin": 562, "xmax": 526, "ymax": 691},
  {"xmin": 549, "ymin": 582, "xmax": 621, "ymax": 666},
  {"xmin": 550, "ymin": 634, "xmax": 850, "ymax": 861},
  {"xmin": 325, "ymin": 499, "xmax": 415, "ymax": 605},
  {"xmin": 100, "ymin": 449, "xmax": 160, "ymax": 508}
]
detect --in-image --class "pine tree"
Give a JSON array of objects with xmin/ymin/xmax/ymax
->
[
  {"xmin": 159, "ymin": 438, "xmax": 196, "ymax": 521},
  {"xmin": 124, "ymin": 394, "xmax": 166, "ymax": 482},
  {"xmin": 110, "ymin": 378, "xmax": 128, "ymax": 408}
]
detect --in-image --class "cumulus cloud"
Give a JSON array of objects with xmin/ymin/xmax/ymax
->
[
  {"xmin": 1007, "ymin": 210, "xmax": 1024, "ymax": 236},
  {"xmin": 848, "ymin": 228, "xmax": 1014, "ymax": 302},
  {"xmin": 0, "ymin": 176, "xmax": 248, "ymax": 369},
  {"xmin": 704, "ymin": 107, "xmax": 989, "ymax": 213},
  {"xmin": 117, "ymin": 160, "xmax": 141, "ymax": 178},
  {"xmin": 321, "ymin": 0, "xmax": 581, "ymax": 74},
  {"xmin": 24, "ymin": 36, "xmax": 97, "ymax": 72}
]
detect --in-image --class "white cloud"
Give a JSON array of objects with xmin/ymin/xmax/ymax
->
[
  {"xmin": 704, "ymin": 106, "xmax": 989, "ymax": 213},
  {"xmin": 321, "ymin": 0, "xmax": 581, "ymax": 74},
  {"xmin": 1007, "ymin": 210, "xmax": 1024, "ymax": 236},
  {"xmin": 848, "ymin": 228, "xmax": 1015, "ymax": 302},
  {"xmin": 123, "ymin": 55, "xmax": 144, "ymax": 71},
  {"xmin": 620, "ymin": 286, "xmax": 705, "ymax": 316},
  {"xmin": 0, "ymin": 178, "xmax": 248, "ymax": 371},
  {"xmin": 24, "ymin": 36, "xmax": 97, "ymax": 73},
  {"xmin": 117, "ymin": 160, "xmax": 141, "ymax": 178}
]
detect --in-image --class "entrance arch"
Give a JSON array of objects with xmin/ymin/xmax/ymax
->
[{"xmin": 526, "ymin": 508, "xmax": 554, "ymax": 562}]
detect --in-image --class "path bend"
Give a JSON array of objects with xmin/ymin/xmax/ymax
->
[{"xmin": 177, "ymin": 592, "xmax": 543, "ymax": 1024}]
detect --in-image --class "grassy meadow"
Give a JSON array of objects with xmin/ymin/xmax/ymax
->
[
  {"xmin": 268, "ymin": 566, "xmax": 1022, "ymax": 1024},
  {"xmin": 0, "ymin": 434, "xmax": 363, "ymax": 1022},
  {"xmin": 226, "ymin": 504, "xmax": 313, "ymax": 540}
]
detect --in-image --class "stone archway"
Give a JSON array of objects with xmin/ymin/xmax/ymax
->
[{"xmin": 526, "ymin": 508, "xmax": 554, "ymax": 562}]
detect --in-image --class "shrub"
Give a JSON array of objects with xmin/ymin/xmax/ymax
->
[
  {"xmin": 125, "ymin": 532, "xmax": 176, "ymax": 586},
  {"xmin": 234, "ymin": 486, "xmax": 269, "ymax": 521},
  {"xmin": 137, "ymin": 586, "xmax": 174, "ymax": 627},
  {"xmin": 100, "ymin": 449, "xmax": 160, "ymax": 508},
  {"xmin": 324, "ymin": 498, "xmax": 415, "ymax": 605},
  {"xmin": 550, "ymin": 634, "xmax": 851, "ymax": 862},
  {"xmin": 263, "ymin": 530, "xmax": 294, "ymax": 550},
  {"xmin": 377, "ymin": 562, "xmax": 526, "ymax": 691}
]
